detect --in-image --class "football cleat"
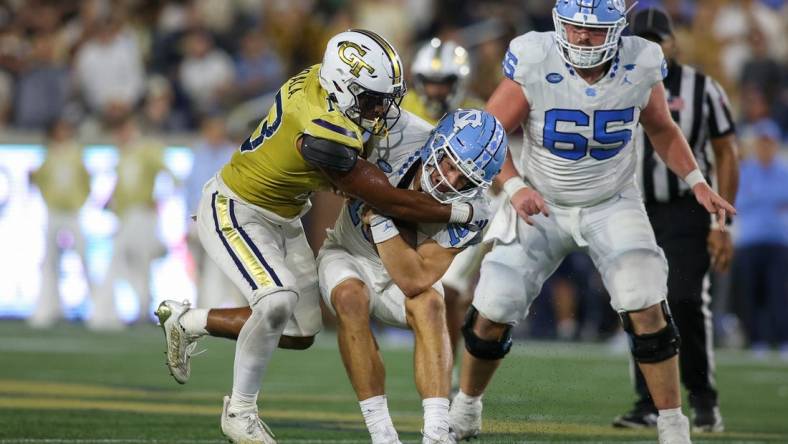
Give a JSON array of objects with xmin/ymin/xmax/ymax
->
[
  {"xmin": 692, "ymin": 405, "xmax": 724, "ymax": 433},
  {"xmin": 612, "ymin": 405, "xmax": 658, "ymax": 429},
  {"xmin": 422, "ymin": 430, "xmax": 457, "ymax": 444},
  {"xmin": 448, "ymin": 397, "xmax": 482, "ymax": 441},
  {"xmin": 657, "ymin": 413, "xmax": 692, "ymax": 444},
  {"xmin": 369, "ymin": 423, "xmax": 402, "ymax": 444},
  {"xmin": 155, "ymin": 300, "xmax": 200, "ymax": 384},
  {"xmin": 221, "ymin": 396, "xmax": 277, "ymax": 444}
]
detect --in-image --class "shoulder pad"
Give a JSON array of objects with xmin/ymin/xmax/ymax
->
[
  {"xmin": 303, "ymin": 112, "xmax": 364, "ymax": 152},
  {"xmin": 623, "ymin": 36, "xmax": 666, "ymax": 87},
  {"xmin": 503, "ymin": 32, "xmax": 553, "ymax": 85}
]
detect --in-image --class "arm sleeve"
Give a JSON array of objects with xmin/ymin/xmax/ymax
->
[
  {"xmin": 705, "ymin": 77, "xmax": 736, "ymax": 138},
  {"xmin": 300, "ymin": 134, "xmax": 359, "ymax": 173}
]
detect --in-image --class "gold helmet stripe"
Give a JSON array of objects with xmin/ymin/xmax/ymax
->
[{"xmin": 351, "ymin": 29, "xmax": 402, "ymax": 85}]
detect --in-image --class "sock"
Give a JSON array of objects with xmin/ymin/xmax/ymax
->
[
  {"xmin": 423, "ymin": 397, "xmax": 450, "ymax": 438},
  {"xmin": 180, "ymin": 308, "xmax": 209, "ymax": 336},
  {"xmin": 659, "ymin": 407, "xmax": 683, "ymax": 418},
  {"xmin": 230, "ymin": 290, "xmax": 297, "ymax": 413},
  {"xmin": 454, "ymin": 390, "xmax": 482, "ymax": 408},
  {"xmin": 229, "ymin": 388, "xmax": 257, "ymax": 412},
  {"xmin": 360, "ymin": 395, "xmax": 395, "ymax": 434}
]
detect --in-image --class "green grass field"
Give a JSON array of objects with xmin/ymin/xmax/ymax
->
[{"xmin": 0, "ymin": 321, "xmax": 786, "ymax": 443}]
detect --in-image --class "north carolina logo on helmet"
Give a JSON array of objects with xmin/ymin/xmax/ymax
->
[
  {"xmin": 338, "ymin": 41, "xmax": 376, "ymax": 78},
  {"xmin": 454, "ymin": 109, "xmax": 484, "ymax": 130}
]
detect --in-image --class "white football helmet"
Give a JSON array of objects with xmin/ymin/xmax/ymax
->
[
  {"xmin": 552, "ymin": 0, "xmax": 632, "ymax": 68},
  {"xmin": 411, "ymin": 38, "xmax": 471, "ymax": 118},
  {"xmin": 319, "ymin": 29, "xmax": 406, "ymax": 135}
]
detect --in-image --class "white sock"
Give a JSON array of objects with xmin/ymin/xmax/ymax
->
[
  {"xmin": 360, "ymin": 395, "xmax": 395, "ymax": 433},
  {"xmin": 229, "ymin": 389, "xmax": 257, "ymax": 412},
  {"xmin": 423, "ymin": 397, "xmax": 450, "ymax": 438},
  {"xmin": 180, "ymin": 308, "xmax": 209, "ymax": 336},
  {"xmin": 453, "ymin": 390, "xmax": 482, "ymax": 408},
  {"xmin": 230, "ymin": 291, "xmax": 297, "ymax": 413},
  {"xmin": 659, "ymin": 407, "xmax": 683, "ymax": 418}
]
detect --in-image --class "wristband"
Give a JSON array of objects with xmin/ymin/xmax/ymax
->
[
  {"xmin": 369, "ymin": 215, "xmax": 399, "ymax": 243},
  {"xmin": 502, "ymin": 176, "xmax": 528, "ymax": 200},
  {"xmin": 683, "ymin": 169, "xmax": 707, "ymax": 188},
  {"xmin": 449, "ymin": 202, "xmax": 471, "ymax": 224}
]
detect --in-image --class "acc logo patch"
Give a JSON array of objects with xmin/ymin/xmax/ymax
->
[
  {"xmin": 546, "ymin": 73, "xmax": 564, "ymax": 84},
  {"xmin": 338, "ymin": 41, "xmax": 375, "ymax": 78},
  {"xmin": 660, "ymin": 58, "xmax": 668, "ymax": 79},
  {"xmin": 376, "ymin": 158, "xmax": 393, "ymax": 173}
]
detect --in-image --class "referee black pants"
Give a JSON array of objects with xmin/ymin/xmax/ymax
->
[{"xmin": 633, "ymin": 195, "xmax": 718, "ymax": 410}]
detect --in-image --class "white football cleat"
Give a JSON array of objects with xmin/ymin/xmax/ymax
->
[
  {"xmin": 221, "ymin": 396, "xmax": 277, "ymax": 444},
  {"xmin": 422, "ymin": 430, "xmax": 457, "ymax": 444},
  {"xmin": 155, "ymin": 300, "xmax": 200, "ymax": 384},
  {"xmin": 449, "ymin": 397, "xmax": 482, "ymax": 441},
  {"xmin": 657, "ymin": 413, "xmax": 692, "ymax": 444},
  {"xmin": 369, "ymin": 423, "xmax": 402, "ymax": 444}
]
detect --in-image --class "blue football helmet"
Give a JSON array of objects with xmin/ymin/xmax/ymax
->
[
  {"xmin": 553, "ymin": 0, "xmax": 631, "ymax": 68},
  {"xmin": 420, "ymin": 109, "xmax": 508, "ymax": 203}
]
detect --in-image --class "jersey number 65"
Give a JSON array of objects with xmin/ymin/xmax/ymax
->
[{"xmin": 543, "ymin": 107, "xmax": 634, "ymax": 161}]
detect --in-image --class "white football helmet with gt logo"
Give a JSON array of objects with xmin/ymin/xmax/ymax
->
[
  {"xmin": 411, "ymin": 38, "xmax": 471, "ymax": 117},
  {"xmin": 319, "ymin": 29, "xmax": 406, "ymax": 134}
]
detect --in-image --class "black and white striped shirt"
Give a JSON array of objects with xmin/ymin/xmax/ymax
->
[{"xmin": 636, "ymin": 62, "xmax": 735, "ymax": 204}]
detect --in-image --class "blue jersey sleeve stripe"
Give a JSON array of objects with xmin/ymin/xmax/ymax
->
[
  {"xmin": 502, "ymin": 49, "xmax": 518, "ymax": 80},
  {"xmin": 312, "ymin": 118, "xmax": 358, "ymax": 140}
]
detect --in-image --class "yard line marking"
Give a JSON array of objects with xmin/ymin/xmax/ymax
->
[
  {"xmin": 0, "ymin": 380, "xmax": 355, "ymax": 403},
  {"xmin": 0, "ymin": 396, "xmax": 368, "ymax": 421}
]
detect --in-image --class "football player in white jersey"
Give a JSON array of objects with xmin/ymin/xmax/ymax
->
[
  {"xmin": 318, "ymin": 109, "xmax": 507, "ymax": 444},
  {"xmin": 448, "ymin": 2, "xmax": 735, "ymax": 444}
]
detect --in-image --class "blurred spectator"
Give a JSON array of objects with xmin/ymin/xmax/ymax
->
[
  {"xmin": 233, "ymin": 29, "xmax": 285, "ymax": 100},
  {"xmin": 140, "ymin": 75, "xmax": 189, "ymax": 133},
  {"xmin": 739, "ymin": 86, "xmax": 773, "ymax": 127},
  {"xmin": 73, "ymin": 15, "xmax": 145, "ymax": 122},
  {"xmin": 355, "ymin": 0, "xmax": 413, "ymax": 54},
  {"xmin": 739, "ymin": 28, "xmax": 786, "ymax": 126},
  {"xmin": 260, "ymin": 1, "xmax": 329, "ymax": 74},
  {"xmin": 713, "ymin": 0, "xmax": 785, "ymax": 87},
  {"xmin": 731, "ymin": 119, "xmax": 788, "ymax": 358},
  {"xmin": 178, "ymin": 28, "xmax": 234, "ymax": 114},
  {"xmin": 90, "ymin": 116, "xmax": 170, "ymax": 329},
  {"xmin": 14, "ymin": 32, "xmax": 70, "ymax": 129},
  {"xmin": 29, "ymin": 117, "xmax": 91, "ymax": 328},
  {"xmin": 185, "ymin": 115, "xmax": 242, "ymax": 309}
]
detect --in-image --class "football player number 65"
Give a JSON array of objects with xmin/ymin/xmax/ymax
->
[{"xmin": 543, "ymin": 107, "xmax": 634, "ymax": 161}]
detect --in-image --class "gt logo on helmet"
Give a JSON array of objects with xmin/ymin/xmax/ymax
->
[{"xmin": 338, "ymin": 41, "xmax": 375, "ymax": 78}]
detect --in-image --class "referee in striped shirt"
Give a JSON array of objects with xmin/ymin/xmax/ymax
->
[{"xmin": 613, "ymin": 8, "xmax": 740, "ymax": 433}]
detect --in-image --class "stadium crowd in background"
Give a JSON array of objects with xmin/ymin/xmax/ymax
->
[{"xmin": 9, "ymin": 0, "xmax": 788, "ymax": 357}]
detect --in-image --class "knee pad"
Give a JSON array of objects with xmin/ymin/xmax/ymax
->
[
  {"xmin": 620, "ymin": 301, "xmax": 681, "ymax": 364},
  {"xmin": 251, "ymin": 287, "xmax": 298, "ymax": 330},
  {"xmin": 462, "ymin": 306, "xmax": 513, "ymax": 361}
]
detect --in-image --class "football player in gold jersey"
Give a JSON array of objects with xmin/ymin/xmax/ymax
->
[
  {"xmin": 155, "ymin": 30, "xmax": 491, "ymax": 444},
  {"xmin": 401, "ymin": 38, "xmax": 485, "ymax": 125}
]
